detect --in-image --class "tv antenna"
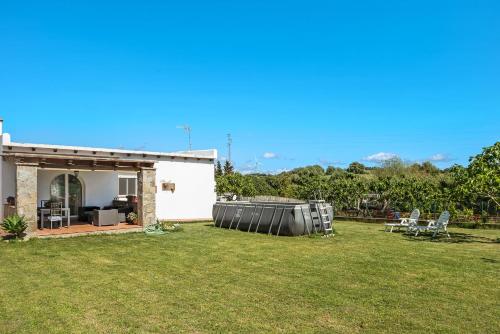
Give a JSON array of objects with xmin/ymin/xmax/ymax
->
[
  {"xmin": 227, "ymin": 134, "xmax": 232, "ymax": 163},
  {"xmin": 253, "ymin": 155, "xmax": 262, "ymax": 172},
  {"xmin": 177, "ymin": 125, "xmax": 192, "ymax": 151}
]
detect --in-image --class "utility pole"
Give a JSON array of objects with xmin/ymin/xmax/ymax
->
[
  {"xmin": 227, "ymin": 133, "xmax": 232, "ymax": 163},
  {"xmin": 177, "ymin": 125, "xmax": 192, "ymax": 151}
]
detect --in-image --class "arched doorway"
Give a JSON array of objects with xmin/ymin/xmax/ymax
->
[{"xmin": 50, "ymin": 174, "xmax": 84, "ymax": 215}]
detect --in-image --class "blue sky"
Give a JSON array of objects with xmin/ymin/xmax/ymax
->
[{"xmin": 1, "ymin": 1, "xmax": 499, "ymax": 173}]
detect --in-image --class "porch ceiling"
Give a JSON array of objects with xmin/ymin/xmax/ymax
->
[{"xmin": 3, "ymin": 152, "xmax": 155, "ymax": 171}]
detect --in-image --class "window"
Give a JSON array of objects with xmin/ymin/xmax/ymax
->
[{"xmin": 119, "ymin": 176, "xmax": 137, "ymax": 196}]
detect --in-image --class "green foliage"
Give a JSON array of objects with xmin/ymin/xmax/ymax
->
[
  {"xmin": 144, "ymin": 219, "xmax": 167, "ymax": 235},
  {"xmin": 481, "ymin": 210, "xmax": 489, "ymax": 224},
  {"xmin": 215, "ymin": 161, "xmax": 223, "ymax": 177},
  {"xmin": 223, "ymin": 160, "xmax": 234, "ymax": 175},
  {"xmin": 465, "ymin": 142, "xmax": 500, "ymax": 207},
  {"xmin": 214, "ymin": 142, "xmax": 500, "ymax": 219},
  {"xmin": 409, "ymin": 162, "xmax": 440, "ymax": 175},
  {"xmin": 160, "ymin": 221, "xmax": 184, "ymax": 232},
  {"xmin": 373, "ymin": 157, "xmax": 406, "ymax": 178},
  {"xmin": 460, "ymin": 208, "xmax": 474, "ymax": 222},
  {"xmin": 1, "ymin": 214, "xmax": 28, "ymax": 238},
  {"xmin": 216, "ymin": 172, "xmax": 256, "ymax": 197},
  {"xmin": 346, "ymin": 162, "xmax": 366, "ymax": 174},
  {"xmin": 126, "ymin": 212, "xmax": 138, "ymax": 223},
  {"xmin": 245, "ymin": 174, "xmax": 278, "ymax": 196}
]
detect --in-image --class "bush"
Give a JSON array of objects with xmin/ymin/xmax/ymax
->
[
  {"xmin": 2, "ymin": 215, "xmax": 28, "ymax": 238},
  {"xmin": 160, "ymin": 221, "xmax": 184, "ymax": 232},
  {"xmin": 448, "ymin": 205, "xmax": 459, "ymax": 222},
  {"xmin": 461, "ymin": 208, "xmax": 474, "ymax": 222},
  {"xmin": 481, "ymin": 210, "xmax": 489, "ymax": 224},
  {"xmin": 126, "ymin": 212, "xmax": 138, "ymax": 224}
]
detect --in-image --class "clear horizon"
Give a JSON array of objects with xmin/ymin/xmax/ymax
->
[{"xmin": 1, "ymin": 1, "xmax": 499, "ymax": 173}]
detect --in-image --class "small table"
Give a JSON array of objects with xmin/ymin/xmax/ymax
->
[{"xmin": 39, "ymin": 208, "xmax": 71, "ymax": 229}]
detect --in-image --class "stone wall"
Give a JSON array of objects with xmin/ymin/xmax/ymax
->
[
  {"xmin": 137, "ymin": 168, "xmax": 156, "ymax": 226},
  {"xmin": 15, "ymin": 163, "xmax": 38, "ymax": 233}
]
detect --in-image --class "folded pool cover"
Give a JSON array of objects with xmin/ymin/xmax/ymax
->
[{"xmin": 212, "ymin": 201, "xmax": 333, "ymax": 236}]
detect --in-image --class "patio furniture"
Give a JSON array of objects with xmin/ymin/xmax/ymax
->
[
  {"xmin": 91, "ymin": 209, "xmax": 120, "ymax": 227},
  {"xmin": 408, "ymin": 211, "xmax": 451, "ymax": 238},
  {"xmin": 3, "ymin": 204, "xmax": 16, "ymax": 218},
  {"xmin": 78, "ymin": 206, "xmax": 101, "ymax": 222},
  {"xmin": 39, "ymin": 207, "xmax": 71, "ymax": 229},
  {"xmin": 6, "ymin": 196, "xmax": 15, "ymax": 206},
  {"xmin": 384, "ymin": 209, "xmax": 420, "ymax": 232},
  {"xmin": 47, "ymin": 202, "xmax": 63, "ymax": 229},
  {"xmin": 104, "ymin": 201, "xmax": 134, "ymax": 219}
]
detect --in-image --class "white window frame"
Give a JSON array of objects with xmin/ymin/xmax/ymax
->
[{"xmin": 118, "ymin": 175, "xmax": 137, "ymax": 197}]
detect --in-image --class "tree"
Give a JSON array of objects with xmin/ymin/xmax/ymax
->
[
  {"xmin": 246, "ymin": 174, "xmax": 278, "ymax": 196},
  {"xmin": 446, "ymin": 164, "xmax": 470, "ymax": 206},
  {"xmin": 421, "ymin": 161, "xmax": 440, "ymax": 175},
  {"xmin": 327, "ymin": 173, "xmax": 367, "ymax": 210},
  {"xmin": 465, "ymin": 142, "xmax": 500, "ymax": 207},
  {"xmin": 215, "ymin": 172, "xmax": 256, "ymax": 197},
  {"xmin": 409, "ymin": 162, "xmax": 440, "ymax": 175},
  {"xmin": 347, "ymin": 162, "xmax": 366, "ymax": 174},
  {"xmin": 373, "ymin": 157, "xmax": 406, "ymax": 178},
  {"xmin": 215, "ymin": 160, "xmax": 223, "ymax": 177},
  {"xmin": 223, "ymin": 160, "xmax": 234, "ymax": 175}
]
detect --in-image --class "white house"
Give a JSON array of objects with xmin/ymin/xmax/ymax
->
[{"xmin": 0, "ymin": 119, "xmax": 217, "ymax": 235}]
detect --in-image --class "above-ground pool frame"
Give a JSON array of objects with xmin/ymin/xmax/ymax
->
[{"xmin": 213, "ymin": 200, "xmax": 334, "ymax": 237}]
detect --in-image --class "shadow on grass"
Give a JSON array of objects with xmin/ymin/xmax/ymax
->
[
  {"xmin": 1, "ymin": 234, "xmax": 26, "ymax": 242},
  {"xmin": 401, "ymin": 231, "xmax": 499, "ymax": 244},
  {"xmin": 481, "ymin": 257, "xmax": 498, "ymax": 264}
]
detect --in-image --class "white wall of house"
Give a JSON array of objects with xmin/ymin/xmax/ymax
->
[
  {"xmin": 37, "ymin": 170, "xmax": 120, "ymax": 209},
  {"xmin": 2, "ymin": 160, "xmax": 16, "ymax": 202},
  {"xmin": 155, "ymin": 159, "xmax": 216, "ymax": 220}
]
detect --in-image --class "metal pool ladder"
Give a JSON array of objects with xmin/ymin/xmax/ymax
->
[{"xmin": 314, "ymin": 200, "xmax": 334, "ymax": 237}]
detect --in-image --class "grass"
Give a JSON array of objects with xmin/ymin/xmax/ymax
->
[{"xmin": 0, "ymin": 222, "xmax": 499, "ymax": 333}]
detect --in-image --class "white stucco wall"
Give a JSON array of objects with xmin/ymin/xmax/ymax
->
[
  {"xmin": 155, "ymin": 159, "xmax": 216, "ymax": 220},
  {"xmin": 2, "ymin": 160, "xmax": 16, "ymax": 202},
  {"xmin": 37, "ymin": 170, "xmax": 121, "ymax": 209}
]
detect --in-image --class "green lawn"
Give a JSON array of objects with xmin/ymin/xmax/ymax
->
[{"xmin": 0, "ymin": 222, "xmax": 499, "ymax": 333}]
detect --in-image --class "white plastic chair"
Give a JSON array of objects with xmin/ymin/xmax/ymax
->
[
  {"xmin": 408, "ymin": 211, "xmax": 451, "ymax": 238},
  {"xmin": 384, "ymin": 209, "xmax": 420, "ymax": 232},
  {"xmin": 47, "ymin": 202, "xmax": 63, "ymax": 229}
]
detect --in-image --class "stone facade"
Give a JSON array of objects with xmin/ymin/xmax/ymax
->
[
  {"xmin": 137, "ymin": 168, "xmax": 156, "ymax": 226},
  {"xmin": 15, "ymin": 163, "xmax": 38, "ymax": 233}
]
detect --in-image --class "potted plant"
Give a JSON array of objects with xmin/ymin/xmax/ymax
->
[
  {"xmin": 126, "ymin": 212, "xmax": 138, "ymax": 225},
  {"xmin": 2, "ymin": 214, "xmax": 28, "ymax": 239}
]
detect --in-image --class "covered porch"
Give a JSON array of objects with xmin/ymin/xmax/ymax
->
[
  {"xmin": 36, "ymin": 220, "xmax": 142, "ymax": 237},
  {"xmin": 4, "ymin": 146, "xmax": 157, "ymax": 237}
]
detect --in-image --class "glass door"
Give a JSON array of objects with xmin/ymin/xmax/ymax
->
[
  {"xmin": 50, "ymin": 174, "xmax": 66, "ymax": 207},
  {"xmin": 68, "ymin": 174, "xmax": 83, "ymax": 216},
  {"xmin": 50, "ymin": 174, "xmax": 83, "ymax": 216}
]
